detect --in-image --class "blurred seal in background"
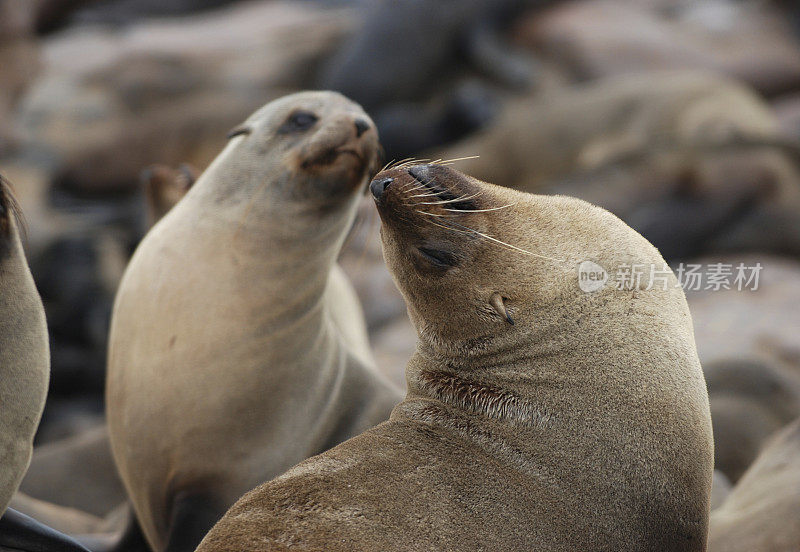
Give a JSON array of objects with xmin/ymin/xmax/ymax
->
[
  {"xmin": 0, "ymin": 176, "xmax": 50, "ymax": 520},
  {"xmin": 0, "ymin": 175, "xmax": 93, "ymax": 552},
  {"xmin": 434, "ymin": 71, "xmax": 800, "ymax": 260},
  {"xmin": 709, "ymin": 417, "xmax": 800, "ymax": 552},
  {"xmin": 319, "ymin": 0, "xmax": 551, "ymax": 159}
]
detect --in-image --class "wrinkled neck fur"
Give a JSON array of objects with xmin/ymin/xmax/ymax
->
[{"xmin": 404, "ymin": 291, "xmax": 676, "ymax": 429}]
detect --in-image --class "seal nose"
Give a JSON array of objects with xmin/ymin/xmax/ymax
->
[
  {"xmin": 407, "ymin": 165, "xmax": 431, "ymax": 183},
  {"xmin": 370, "ymin": 177, "xmax": 393, "ymax": 200},
  {"xmin": 354, "ymin": 119, "xmax": 370, "ymax": 137}
]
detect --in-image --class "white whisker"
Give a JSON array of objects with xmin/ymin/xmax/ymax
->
[
  {"xmin": 417, "ymin": 191, "xmax": 483, "ymax": 206},
  {"xmin": 444, "ymin": 203, "xmax": 516, "ymax": 213},
  {"xmin": 437, "ymin": 155, "xmax": 479, "ymax": 166}
]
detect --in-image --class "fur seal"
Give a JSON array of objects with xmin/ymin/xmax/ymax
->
[
  {"xmin": 0, "ymin": 175, "xmax": 49, "ymax": 518},
  {"xmin": 319, "ymin": 0, "xmax": 544, "ymax": 158},
  {"xmin": 0, "ymin": 175, "xmax": 90, "ymax": 552},
  {"xmin": 709, "ymin": 417, "xmax": 800, "ymax": 552},
  {"xmin": 106, "ymin": 91, "xmax": 401, "ymax": 552},
  {"xmin": 197, "ymin": 163, "xmax": 713, "ymax": 551},
  {"xmin": 513, "ymin": 0, "xmax": 800, "ymax": 97},
  {"xmin": 433, "ymin": 72, "xmax": 800, "ymax": 260},
  {"xmin": 703, "ymin": 357, "xmax": 800, "ymax": 482}
]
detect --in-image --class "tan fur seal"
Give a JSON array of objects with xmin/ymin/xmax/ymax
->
[
  {"xmin": 704, "ymin": 357, "xmax": 800, "ymax": 482},
  {"xmin": 433, "ymin": 72, "xmax": 800, "ymax": 259},
  {"xmin": 709, "ymin": 417, "xmax": 800, "ymax": 552},
  {"xmin": 197, "ymin": 163, "xmax": 714, "ymax": 551},
  {"xmin": 0, "ymin": 175, "xmax": 49, "ymax": 516},
  {"xmin": 106, "ymin": 91, "xmax": 401, "ymax": 552},
  {"xmin": 0, "ymin": 175, "xmax": 91, "ymax": 552}
]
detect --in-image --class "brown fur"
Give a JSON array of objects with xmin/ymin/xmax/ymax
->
[
  {"xmin": 709, "ymin": 418, "xmax": 800, "ymax": 551},
  {"xmin": 106, "ymin": 92, "xmax": 401, "ymax": 552},
  {"xmin": 197, "ymin": 164, "xmax": 713, "ymax": 551},
  {"xmin": 704, "ymin": 358, "xmax": 800, "ymax": 482},
  {"xmin": 0, "ymin": 176, "xmax": 49, "ymax": 515},
  {"xmin": 433, "ymin": 72, "xmax": 800, "ymax": 257}
]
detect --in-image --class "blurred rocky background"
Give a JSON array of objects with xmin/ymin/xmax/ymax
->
[{"xmin": 2, "ymin": 0, "xmax": 800, "ymax": 530}]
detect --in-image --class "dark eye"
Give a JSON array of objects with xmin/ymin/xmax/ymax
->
[
  {"xmin": 418, "ymin": 247, "xmax": 459, "ymax": 269},
  {"xmin": 278, "ymin": 110, "xmax": 319, "ymax": 134}
]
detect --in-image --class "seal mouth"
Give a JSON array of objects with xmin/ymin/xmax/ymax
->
[{"xmin": 301, "ymin": 147, "xmax": 364, "ymax": 169}]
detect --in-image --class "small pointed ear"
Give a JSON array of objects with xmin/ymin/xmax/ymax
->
[
  {"xmin": 176, "ymin": 163, "xmax": 199, "ymax": 191},
  {"xmin": 489, "ymin": 292, "xmax": 514, "ymax": 325},
  {"xmin": 226, "ymin": 124, "xmax": 252, "ymax": 140}
]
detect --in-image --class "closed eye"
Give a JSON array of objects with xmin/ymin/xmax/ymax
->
[
  {"xmin": 278, "ymin": 110, "xmax": 319, "ymax": 134},
  {"xmin": 418, "ymin": 247, "xmax": 459, "ymax": 268}
]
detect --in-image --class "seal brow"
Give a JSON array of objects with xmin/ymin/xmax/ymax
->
[{"xmin": 226, "ymin": 125, "xmax": 252, "ymax": 139}]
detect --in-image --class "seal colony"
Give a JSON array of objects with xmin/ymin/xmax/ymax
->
[
  {"xmin": 106, "ymin": 92, "xmax": 401, "ymax": 552},
  {"xmin": 197, "ymin": 164, "xmax": 714, "ymax": 551}
]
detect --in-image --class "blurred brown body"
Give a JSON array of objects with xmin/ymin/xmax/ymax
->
[
  {"xmin": 198, "ymin": 165, "xmax": 713, "ymax": 551},
  {"xmin": 710, "ymin": 418, "xmax": 800, "ymax": 552},
  {"xmin": 704, "ymin": 358, "xmax": 800, "ymax": 482},
  {"xmin": 0, "ymin": 177, "xmax": 50, "ymax": 514},
  {"xmin": 435, "ymin": 72, "xmax": 800, "ymax": 259},
  {"xmin": 106, "ymin": 92, "xmax": 401, "ymax": 552}
]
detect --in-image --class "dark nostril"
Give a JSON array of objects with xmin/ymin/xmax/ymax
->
[
  {"xmin": 407, "ymin": 165, "xmax": 431, "ymax": 183},
  {"xmin": 370, "ymin": 177, "xmax": 393, "ymax": 200},
  {"xmin": 354, "ymin": 119, "xmax": 370, "ymax": 137}
]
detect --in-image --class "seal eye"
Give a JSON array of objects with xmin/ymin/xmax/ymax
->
[
  {"xmin": 278, "ymin": 110, "xmax": 319, "ymax": 134},
  {"xmin": 418, "ymin": 247, "xmax": 458, "ymax": 269}
]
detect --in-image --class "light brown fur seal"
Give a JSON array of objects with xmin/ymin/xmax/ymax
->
[
  {"xmin": 704, "ymin": 357, "xmax": 800, "ymax": 482},
  {"xmin": 0, "ymin": 175, "xmax": 49, "ymax": 515},
  {"xmin": 434, "ymin": 72, "xmax": 800, "ymax": 259},
  {"xmin": 197, "ymin": 163, "xmax": 714, "ymax": 551},
  {"xmin": 709, "ymin": 417, "xmax": 800, "ymax": 552},
  {"xmin": 106, "ymin": 91, "xmax": 401, "ymax": 552},
  {"xmin": 0, "ymin": 175, "xmax": 92, "ymax": 552}
]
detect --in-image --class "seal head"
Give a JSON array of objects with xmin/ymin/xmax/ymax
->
[{"xmin": 220, "ymin": 91, "xmax": 381, "ymax": 213}]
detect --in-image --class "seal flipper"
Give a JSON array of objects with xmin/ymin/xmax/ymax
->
[
  {"xmin": 163, "ymin": 493, "xmax": 225, "ymax": 552},
  {"xmin": 0, "ymin": 508, "xmax": 90, "ymax": 552}
]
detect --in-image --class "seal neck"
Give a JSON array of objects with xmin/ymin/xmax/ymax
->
[{"xmin": 401, "ymin": 294, "xmax": 688, "ymax": 432}]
